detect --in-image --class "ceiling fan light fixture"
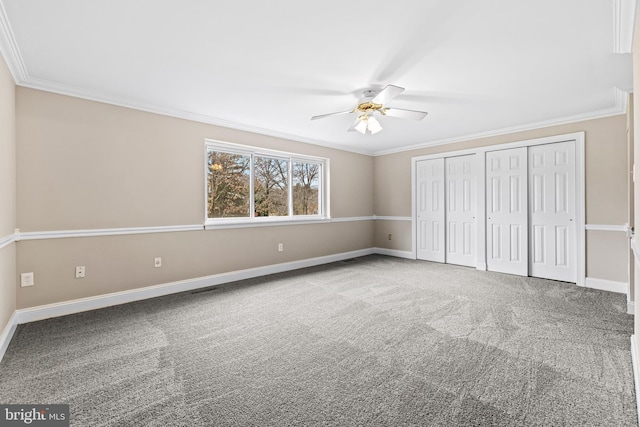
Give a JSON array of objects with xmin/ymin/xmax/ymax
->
[
  {"xmin": 311, "ymin": 84, "xmax": 427, "ymax": 135},
  {"xmin": 355, "ymin": 117, "xmax": 368, "ymax": 134},
  {"xmin": 367, "ymin": 116, "xmax": 383, "ymax": 134}
]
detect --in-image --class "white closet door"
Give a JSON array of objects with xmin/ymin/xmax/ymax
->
[
  {"xmin": 486, "ymin": 148, "xmax": 528, "ymax": 276},
  {"xmin": 417, "ymin": 158, "xmax": 445, "ymax": 262},
  {"xmin": 529, "ymin": 141, "xmax": 576, "ymax": 282},
  {"xmin": 445, "ymin": 155, "xmax": 476, "ymax": 267}
]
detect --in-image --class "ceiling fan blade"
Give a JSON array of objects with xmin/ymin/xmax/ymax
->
[
  {"xmin": 347, "ymin": 116, "xmax": 363, "ymax": 132},
  {"xmin": 371, "ymin": 84, "xmax": 404, "ymax": 105},
  {"xmin": 311, "ymin": 110, "xmax": 353, "ymax": 121},
  {"xmin": 382, "ymin": 107, "xmax": 428, "ymax": 121}
]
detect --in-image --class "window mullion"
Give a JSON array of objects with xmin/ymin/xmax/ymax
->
[
  {"xmin": 288, "ymin": 158, "xmax": 293, "ymax": 217},
  {"xmin": 250, "ymin": 154, "xmax": 255, "ymax": 219},
  {"xmin": 319, "ymin": 162, "xmax": 323, "ymax": 217}
]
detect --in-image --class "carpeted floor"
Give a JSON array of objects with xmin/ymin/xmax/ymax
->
[{"xmin": 0, "ymin": 255, "xmax": 636, "ymax": 426}]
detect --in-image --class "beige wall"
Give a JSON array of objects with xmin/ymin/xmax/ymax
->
[
  {"xmin": 16, "ymin": 221, "xmax": 373, "ymax": 308},
  {"xmin": 0, "ymin": 54, "xmax": 16, "ymax": 333},
  {"xmin": 17, "ymin": 88, "xmax": 373, "ymax": 230},
  {"xmin": 15, "ymin": 88, "xmax": 374, "ymax": 308},
  {"xmin": 9, "ymin": 77, "xmax": 634, "ymax": 308},
  {"xmin": 586, "ymin": 230, "xmax": 629, "ymax": 283},
  {"xmin": 373, "ymin": 219, "xmax": 411, "ymax": 251},
  {"xmin": 374, "ymin": 115, "xmax": 630, "ymax": 283},
  {"xmin": 375, "ymin": 115, "xmax": 628, "ymax": 221}
]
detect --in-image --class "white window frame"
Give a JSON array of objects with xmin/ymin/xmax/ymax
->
[{"xmin": 204, "ymin": 139, "xmax": 330, "ymax": 229}]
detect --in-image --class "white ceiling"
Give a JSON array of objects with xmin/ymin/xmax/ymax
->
[{"xmin": 0, "ymin": 0, "xmax": 634, "ymax": 155}]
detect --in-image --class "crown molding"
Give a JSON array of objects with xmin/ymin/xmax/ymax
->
[
  {"xmin": 18, "ymin": 76, "xmax": 375, "ymax": 156},
  {"xmin": 0, "ymin": 0, "xmax": 26, "ymax": 83},
  {"xmin": 615, "ymin": 86, "xmax": 630, "ymax": 109},
  {"xmin": 21, "ymin": 72, "xmax": 628, "ymax": 159},
  {"xmin": 8, "ymin": 71, "xmax": 631, "ymax": 161},
  {"xmin": 614, "ymin": 0, "xmax": 638, "ymax": 54},
  {"xmin": 373, "ymin": 97, "xmax": 627, "ymax": 156}
]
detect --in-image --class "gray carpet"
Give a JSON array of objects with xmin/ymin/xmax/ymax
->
[{"xmin": 0, "ymin": 255, "xmax": 636, "ymax": 426}]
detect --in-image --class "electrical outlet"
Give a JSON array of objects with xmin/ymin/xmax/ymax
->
[
  {"xmin": 154, "ymin": 257, "xmax": 162, "ymax": 268},
  {"xmin": 388, "ymin": 234, "xmax": 392, "ymax": 240},
  {"xmin": 278, "ymin": 243, "xmax": 283, "ymax": 252},
  {"xmin": 75, "ymin": 266, "xmax": 85, "ymax": 279},
  {"xmin": 20, "ymin": 272, "xmax": 34, "ymax": 287}
]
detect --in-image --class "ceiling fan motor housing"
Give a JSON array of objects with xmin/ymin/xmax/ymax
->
[
  {"xmin": 360, "ymin": 89, "xmax": 378, "ymax": 100},
  {"xmin": 356, "ymin": 89, "xmax": 385, "ymax": 114}
]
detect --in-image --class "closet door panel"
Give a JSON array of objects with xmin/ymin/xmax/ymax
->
[
  {"xmin": 445, "ymin": 155, "xmax": 476, "ymax": 267},
  {"xmin": 417, "ymin": 158, "xmax": 445, "ymax": 262},
  {"xmin": 528, "ymin": 141, "xmax": 576, "ymax": 282},
  {"xmin": 486, "ymin": 148, "xmax": 528, "ymax": 276}
]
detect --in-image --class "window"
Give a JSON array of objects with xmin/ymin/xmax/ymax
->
[
  {"xmin": 254, "ymin": 155, "xmax": 289, "ymax": 217},
  {"xmin": 206, "ymin": 141, "xmax": 327, "ymax": 225},
  {"xmin": 292, "ymin": 161, "xmax": 320, "ymax": 215},
  {"xmin": 206, "ymin": 151, "xmax": 250, "ymax": 218}
]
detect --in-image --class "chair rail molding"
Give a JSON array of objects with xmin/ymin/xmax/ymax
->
[{"xmin": 0, "ymin": 232, "xmax": 16, "ymax": 250}]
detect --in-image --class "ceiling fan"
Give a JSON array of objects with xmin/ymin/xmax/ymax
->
[{"xmin": 311, "ymin": 84, "xmax": 428, "ymax": 135}]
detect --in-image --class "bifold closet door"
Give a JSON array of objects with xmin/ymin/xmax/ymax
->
[
  {"xmin": 486, "ymin": 148, "xmax": 528, "ymax": 276},
  {"xmin": 417, "ymin": 158, "xmax": 445, "ymax": 262},
  {"xmin": 445, "ymin": 155, "xmax": 476, "ymax": 267},
  {"xmin": 528, "ymin": 141, "xmax": 576, "ymax": 282}
]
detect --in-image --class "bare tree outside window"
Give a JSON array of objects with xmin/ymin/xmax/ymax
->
[
  {"xmin": 293, "ymin": 162, "xmax": 320, "ymax": 215},
  {"xmin": 254, "ymin": 156, "xmax": 288, "ymax": 217},
  {"xmin": 207, "ymin": 151, "xmax": 250, "ymax": 218}
]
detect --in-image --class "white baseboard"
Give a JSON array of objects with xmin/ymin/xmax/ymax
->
[
  {"xmin": 7, "ymin": 258, "xmax": 632, "ymax": 328},
  {"xmin": 631, "ymin": 335, "xmax": 640, "ymax": 424},
  {"xmin": 2, "ymin": 250, "xmax": 633, "ymax": 366},
  {"xmin": 628, "ymin": 301, "xmax": 635, "ymax": 315},
  {"xmin": 15, "ymin": 248, "xmax": 376, "ymax": 325},
  {"xmin": 373, "ymin": 248, "xmax": 414, "ymax": 259},
  {"xmin": 584, "ymin": 277, "xmax": 628, "ymax": 295},
  {"xmin": 0, "ymin": 311, "xmax": 18, "ymax": 364}
]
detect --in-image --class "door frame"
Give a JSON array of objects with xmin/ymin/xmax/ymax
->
[{"xmin": 411, "ymin": 131, "xmax": 586, "ymax": 286}]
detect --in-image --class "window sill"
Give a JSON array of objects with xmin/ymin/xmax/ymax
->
[{"xmin": 205, "ymin": 217, "xmax": 331, "ymax": 230}]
